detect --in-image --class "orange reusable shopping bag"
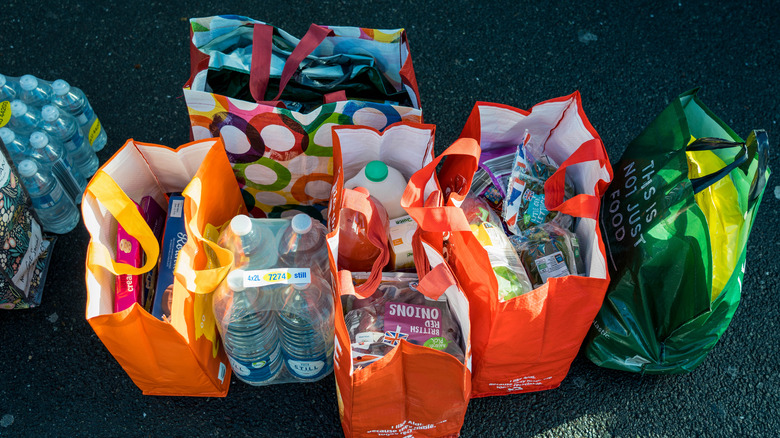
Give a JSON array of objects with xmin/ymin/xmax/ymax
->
[
  {"xmin": 82, "ymin": 137, "xmax": 246, "ymax": 396},
  {"xmin": 327, "ymin": 122, "xmax": 472, "ymax": 437},
  {"xmin": 403, "ymin": 92, "xmax": 614, "ymax": 397}
]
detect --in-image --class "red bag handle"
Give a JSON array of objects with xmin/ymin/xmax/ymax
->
[
  {"xmin": 416, "ymin": 263, "xmax": 458, "ymax": 301},
  {"xmin": 250, "ymin": 23, "xmax": 334, "ymax": 103},
  {"xmin": 336, "ymin": 188, "xmax": 391, "ymax": 298},
  {"xmin": 544, "ymin": 138, "xmax": 609, "ymax": 220},
  {"xmin": 401, "ymin": 138, "xmax": 481, "ymax": 233}
]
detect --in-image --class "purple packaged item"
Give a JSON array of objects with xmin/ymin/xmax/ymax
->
[
  {"xmin": 343, "ymin": 273, "xmax": 464, "ymax": 370},
  {"xmin": 140, "ymin": 196, "xmax": 166, "ymax": 311}
]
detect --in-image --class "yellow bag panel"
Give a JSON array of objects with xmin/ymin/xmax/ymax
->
[{"xmin": 686, "ymin": 144, "xmax": 745, "ymax": 302}]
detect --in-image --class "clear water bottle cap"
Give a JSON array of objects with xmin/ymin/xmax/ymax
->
[
  {"xmin": 365, "ymin": 160, "xmax": 388, "ymax": 182},
  {"xmin": 10, "ymin": 100, "xmax": 28, "ymax": 116},
  {"xmin": 291, "ymin": 213, "xmax": 313, "ymax": 234},
  {"xmin": 227, "ymin": 269, "xmax": 246, "ymax": 291},
  {"xmin": 51, "ymin": 79, "xmax": 71, "ymax": 96},
  {"xmin": 19, "ymin": 75, "xmax": 39, "ymax": 91},
  {"xmin": 229, "ymin": 214, "xmax": 253, "ymax": 237},
  {"xmin": 41, "ymin": 105, "xmax": 60, "ymax": 122},
  {"xmin": 30, "ymin": 131, "xmax": 49, "ymax": 148},
  {"xmin": 0, "ymin": 128, "xmax": 15, "ymax": 144},
  {"xmin": 17, "ymin": 160, "xmax": 38, "ymax": 178}
]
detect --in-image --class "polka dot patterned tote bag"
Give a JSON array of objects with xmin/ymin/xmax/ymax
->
[{"xmin": 183, "ymin": 16, "xmax": 422, "ymax": 220}]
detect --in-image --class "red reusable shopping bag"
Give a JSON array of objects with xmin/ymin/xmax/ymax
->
[{"xmin": 403, "ymin": 92, "xmax": 613, "ymax": 397}]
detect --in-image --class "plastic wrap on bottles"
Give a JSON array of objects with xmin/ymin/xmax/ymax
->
[
  {"xmin": 212, "ymin": 214, "xmax": 334, "ymax": 386},
  {"xmin": 509, "ymin": 222, "xmax": 584, "ymax": 288},
  {"xmin": 343, "ymin": 272, "xmax": 464, "ymax": 370},
  {"xmin": 503, "ymin": 131, "xmax": 575, "ymax": 235},
  {"xmin": 460, "ymin": 195, "xmax": 533, "ymax": 301}
]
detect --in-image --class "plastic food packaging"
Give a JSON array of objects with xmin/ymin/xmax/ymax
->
[
  {"xmin": 337, "ymin": 188, "xmax": 391, "ymax": 273},
  {"xmin": 213, "ymin": 214, "xmax": 335, "ymax": 386},
  {"xmin": 503, "ymin": 132, "xmax": 575, "ymax": 235},
  {"xmin": 342, "ymin": 272, "xmax": 465, "ymax": 370},
  {"xmin": 510, "ymin": 222, "xmax": 584, "ymax": 288},
  {"xmin": 468, "ymin": 147, "xmax": 517, "ymax": 216},
  {"xmin": 460, "ymin": 195, "xmax": 534, "ymax": 301}
]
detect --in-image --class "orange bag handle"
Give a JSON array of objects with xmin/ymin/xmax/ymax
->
[
  {"xmin": 85, "ymin": 171, "xmax": 160, "ymax": 276},
  {"xmin": 250, "ymin": 23, "xmax": 334, "ymax": 103},
  {"xmin": 337, "ymin": 187, "xmax": 391, "ymax": 298},
  {"xmin": 416, "ymin": 262, "xmax": 458, "ymax": 301},
  {"xmin": 401, "ymin": 137, "xmax": 481, "ymax": 233},
  {"xmin": 544, "ymin": 138, "xmax": 609, "ymax": 220}
]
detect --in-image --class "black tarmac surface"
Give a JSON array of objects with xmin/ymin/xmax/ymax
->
[{"xmin": 1, "ymin": 1, "xmax": 779, "ymax": 437}]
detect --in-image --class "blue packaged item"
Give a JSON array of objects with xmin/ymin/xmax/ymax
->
[{"xmin": 151, "ymin": 195, "xmax": 187, "ymax": 321}]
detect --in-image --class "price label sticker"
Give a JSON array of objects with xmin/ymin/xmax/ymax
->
[{"xmin": 244, "ymin": 268, "xmax": 311, "ymax": 287}]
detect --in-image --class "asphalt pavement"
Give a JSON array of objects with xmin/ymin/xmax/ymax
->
[{"xmin": 1, "ymin": 1, "xmax": 779, "ymax": 437}]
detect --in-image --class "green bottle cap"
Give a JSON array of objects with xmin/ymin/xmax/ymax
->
[{"xmin": 365, "ymin": 161, "xmax": 388, "ymax": 183}]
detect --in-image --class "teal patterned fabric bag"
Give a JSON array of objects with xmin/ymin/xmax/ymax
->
[{"xmin": 184, "ymin": 16, "xmax": 422, "ymax": 219}]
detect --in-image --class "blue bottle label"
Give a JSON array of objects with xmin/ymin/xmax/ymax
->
[
  {"xmin": 71, "ymin": 128, "xmax": 85, "ymax": 147},
  {"xmin": 32, "ymin": 184, "xmax": 64, "ymax": 209},
  {"xmin": 83, "ymin": 103, "xmax": 95, "ymax": 121},
  {"xmin": 51, "ymin": 160, "xmax": 81, "ymax": 202},
  {"xmin": 227, "ymin": 341, "xmax": 283, "ymax": 384},
  {"xmin": 283, "ymin": 349, "xmax": 332, "ymax": 380}
]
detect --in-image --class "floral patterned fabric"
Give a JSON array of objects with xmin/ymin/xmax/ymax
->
[{"xmin": 0, "ymin": 149, "xmax": 56, "ymax": 309}]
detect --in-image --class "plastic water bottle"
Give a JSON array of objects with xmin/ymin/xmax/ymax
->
[
  {"xmin": 29, "ymin": 131, "xmax": 86, "ymax": 204},
  {"xmin": 9, "ymin": 100, "xmax": 43, "ymax": 135},
  {"xmin": 18, "ymin": 75, "xmax": 52, "ymax": 107},
  {"xmin": 0, "ymin": 127, "xmax": 31, "ymax": 162},
  {"xmin": 0, "ymin": 74, "xmax": 18, "ymax": 102},
  {"xmin": 50, "ymin": 80, "xmax": 107, "ymax": 152},
  {"xmin": 277, "ymin": 276, "xmax": 334, "ymax": 381},
  {"xmin": 40, "ymin": 105, "xmax": 98, "ymax": 177},
  {"xmin": 16, "ymin": 159, "xmax": 80, "ymax": 234},
  {"xmin": 278, "ymin": 213, "xmax": 330, "ymax": 277},
  {"xmin": 345, "ymin": 160, "xmax": 408, "ymax": 219},
  {"xmin": 228, "ymin": 214, "xmax": 279, "ymax": 269},
  {"xmin": 218, "ymin": 269, "xmax": 283, "ymax": 385}
]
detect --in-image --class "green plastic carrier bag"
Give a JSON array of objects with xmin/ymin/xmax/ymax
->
[{"xmin": 585, "ymin": 89, "xmax": 770, "ymax": 374}]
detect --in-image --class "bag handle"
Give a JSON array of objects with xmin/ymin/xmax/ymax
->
[
  {"xmin": 746, "ymin": 130, "xmax": 770, "ymax": 206},
  {"xmin": 250, "ymin": 23, "xmax": 334, "ymax": 103},
  {"xmin": 85, "ymin": 171, "xmax": 160, "ymax": 276},
  {"xmin": 544, "ymin": 138, "xmax": 609, "ymax": 220},
  {"xmin": 687, "ymin": 137, "xmax": 750, "ymax": 194},
  {"xmin": 337, "ymin": 188, "xmax": 391, "ymax": 298},
  {"xmin": 401, "ymin": 138, "xmax": 481, "ymax": 233},
  {"xmin": 415, "ymin": 262, "xmax": 458, "ymax": 301}
]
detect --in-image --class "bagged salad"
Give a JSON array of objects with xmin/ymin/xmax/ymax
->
[{"xmin": 460, "ymin": 195, "xmax": 533, "ymax": 301}]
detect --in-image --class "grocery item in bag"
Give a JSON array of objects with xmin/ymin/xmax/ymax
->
[
  {"xmin": 460, "ymin": 195, "xmax": 533, "ymax": 301},
  {"xmin": 114, "ymin": 201, "xmax": 143, "ymax": 312},
  {"xmin": 344, "ymin": 161, "xmax": 408, "ymax": 220},
  {"xmin": 151, "ymin": 195, "xmax": 187, "ymax": 321},
  {"xmin": 343, "ymin": 272, "xmax": 465, "ymax": 370},
  {"xmin": 338, "ymin": 187, "xmax": 390, "ymax": 273},
  {"xmin": 503, "ymin": 131, "xmax": 575, "ymax": 235},
  {"xmin": 510, "ymin": 222, "xmax": 583, "ymax": 288}
]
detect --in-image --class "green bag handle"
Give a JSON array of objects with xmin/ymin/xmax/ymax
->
[
  {"xmin": 746, "ymin": 130, "xmax": 770, "ymax": 206},
  {"xmin": 687, "ymin": 137, "xmax": 749, "ymax": 194}
]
